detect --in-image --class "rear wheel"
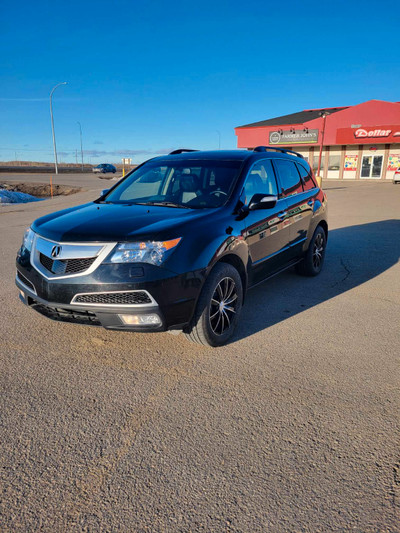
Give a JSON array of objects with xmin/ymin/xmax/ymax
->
[
  {"xmin": 184, "ymin": 263, "xmax": 243, "ymax": 347},
  {"xmin": 296, "ymin": 225, "xmax": 327, "ymax": 276}
]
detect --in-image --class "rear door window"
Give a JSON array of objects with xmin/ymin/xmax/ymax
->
[{"xmin": 274, "ymin": 159, "xmax": 303, "ymax": 197}]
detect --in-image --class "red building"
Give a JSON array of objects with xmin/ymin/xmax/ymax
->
[{"xmin": 235, "ymin": 99, "xmax": 400, "ymax": 180}]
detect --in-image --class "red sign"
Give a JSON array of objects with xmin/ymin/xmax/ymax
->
[{"xmin": 337, "ymin": 125, "xmax": 400, "ymax": 144}]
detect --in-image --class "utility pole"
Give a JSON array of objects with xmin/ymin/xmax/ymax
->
[
  {"xmin": 77, "ymin": 121, "xmax": 84, "ymax": 172},
  {"xmin": 50, "ymin": 82, "xmax": 67, "ymax": 174},
  {"xmin": 317, "ymin": 111, "xmax": 329, "ymax": 177},
  {"xmin": 216, "ymin": 130, "xmax": 221, "ymax": 150}
]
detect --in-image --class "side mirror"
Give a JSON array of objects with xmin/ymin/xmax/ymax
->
[
  {"xmin": 101, "ymin": 189, "xmax": 109, "ymax": 196},
  {"xmin": 249, "ymin": 193, "xmax": 278, "ymax": 210}
]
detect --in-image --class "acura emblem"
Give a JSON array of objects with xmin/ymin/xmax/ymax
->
[{"xmin": 51, "ymin": 245, "xmax": 62, "ymax": 258}]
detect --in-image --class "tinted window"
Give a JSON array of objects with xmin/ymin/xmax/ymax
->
[
  {"xmin": 104, "ymin": 159, "xmax": 242, "ymax": 208},
  {"xmin": 296, "ymin": 162, "xmax": 317, "ymax": 191},
  {"xmin": 243, "ymin": 160, "xmax": 277, "ymax": 205},
  {"xmin": 274, "ymin": 159, "xmax": 303, "ymax": 197}
]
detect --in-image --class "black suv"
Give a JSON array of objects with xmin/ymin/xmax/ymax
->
[{"xmin": 16, "ymin": 147, "xmax": 328, "ymax": 346}]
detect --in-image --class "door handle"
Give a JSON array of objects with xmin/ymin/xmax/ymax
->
[{"xmin": 278, "ymin": 211, "xmax": 287, "ymax": 219}]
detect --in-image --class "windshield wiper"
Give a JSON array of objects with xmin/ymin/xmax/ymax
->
[{"xmin": 135, "ymin": 201, "xmax": 193, "ymax": 209}]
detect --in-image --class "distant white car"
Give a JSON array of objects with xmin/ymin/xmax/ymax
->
[{"xmin": 393, "ymin": 167, "xmax": 400, "ymax": 184}]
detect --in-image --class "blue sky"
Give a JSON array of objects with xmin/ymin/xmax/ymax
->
[{"xmin": 1, "ymin": 0, "xmax": 399, "ymax": 164}]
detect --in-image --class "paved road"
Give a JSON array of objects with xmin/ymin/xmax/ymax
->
[{"xmin": 1, "ymin": 181, "xmax": 399, "ymax": 532}]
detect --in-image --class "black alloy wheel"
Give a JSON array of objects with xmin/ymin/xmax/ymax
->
[
  {"xmin": 296, "ymin": 225, "xmax": 327, "ymax": 276},
  {"xmin": 185, "ymin": 263, "xmax": 243, "ymax": 346},
  {"xmin": 312, "ymin": 231, "xmax": 325, "ymax": 270},
  {"xmin": 209, "ymin": 277, "xmax": 238, "ymax": 336}
]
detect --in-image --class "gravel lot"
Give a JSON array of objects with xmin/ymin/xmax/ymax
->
[
  {"xmin": 1, "ymin": 178, "xmax": 399, "ymax": 532},
  {"xmin": 0, "ymin": 171, "xmax": 122, "ymax": 190}
]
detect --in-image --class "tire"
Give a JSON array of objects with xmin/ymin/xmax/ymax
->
[
  {"xmin": 296, "ymin": 225, "xmax": 327, "ymax": 277},
  {"xmin": 184, "ymin": 263, "xmax": 243, "ymax": 347}
]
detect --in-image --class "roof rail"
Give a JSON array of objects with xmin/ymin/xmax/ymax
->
[
  {"xmin": 253, "ymin": 146, "xmax": 304, "ymax": 159},
  {"xmin": 169, "ymin": 149, "xmax": 199, "ymax": 155}
]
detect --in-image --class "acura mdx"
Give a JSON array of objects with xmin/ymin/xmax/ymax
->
[{"xmin": 16, "ymin": 147, "xmax": 328, "ymax": 346}]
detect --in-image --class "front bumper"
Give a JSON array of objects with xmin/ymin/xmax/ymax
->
[
  {"xmin": 16, "ymin": 255, "xmax": 205, "ymax": 332},
  {"xmin": 16, "ymin": 284, "xmax": 166, "ymax": 331}
]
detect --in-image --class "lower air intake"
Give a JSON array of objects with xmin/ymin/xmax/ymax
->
[
  {"xmin": 73, "ymin": 291, "xmax": 153, "ymax": 305},
  {"xmin": 17, "ymin": 271, "xmax": 36, "ymax": 293}
]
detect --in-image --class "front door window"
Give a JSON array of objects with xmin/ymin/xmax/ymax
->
[{"xmin": 361, "ymin": 155, "xmax": 383, "ymax": 179}]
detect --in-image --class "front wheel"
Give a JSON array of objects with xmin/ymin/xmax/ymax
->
[
  {"xmin": 296, "ymin": 225, "xmax": 327, "ymax": 276},
  {"xmin": 184, "ymin": 263, "xmax": 243, "ymax": 347}
]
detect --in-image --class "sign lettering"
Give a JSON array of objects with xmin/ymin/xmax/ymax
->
[
  {"xmin": 269, "ymin": 129, "xmax": 319, "ymax": 145},
  {"xmin": 354, "ymin": 129, "xmax": 391, "ymax": 139}
]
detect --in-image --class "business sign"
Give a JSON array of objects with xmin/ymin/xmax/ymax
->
[
  {"xmin": 269, "ymin": 129, "xmax": 319, "ymax": 145},
  {"xmin": 337, "ymin": 125, "xmax": 400, "ymax": 144},
  {"xmin": 354, "ymin": 128, "xmax": 392, "ymax": 139}
]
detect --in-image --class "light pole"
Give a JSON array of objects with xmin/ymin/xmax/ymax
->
[
  {"xmin": 216, "ymin": 130, "xmax": 221, "ymax": 150},
  {"xmin": 49, "ymin": 82, "xmax": 67, "ymax": 174},
  {"xmin": 77, "ymin": 121, "xmax": 84, "ymax": 172},
  {"xmin": 317, "ymin": 111, "xmax": 328, "ymax": 178}
]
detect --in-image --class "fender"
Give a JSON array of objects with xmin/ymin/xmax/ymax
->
[{"xmin": 302, "ymin": 191, "xmax": 328, "ymax": 252}]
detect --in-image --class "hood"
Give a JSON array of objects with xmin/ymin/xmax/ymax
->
[{"xmin": 32, "ymin": 202, "xmax": 215, "ymax": 243}]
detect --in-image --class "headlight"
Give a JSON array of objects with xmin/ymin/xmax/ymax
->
[
  {"xmin": 107, "ymin": 238, "xmax": 181, "ymax": 266},
  {"xmin": 21, "ymin": 227, "xmax": 35, "ymax": 252}
]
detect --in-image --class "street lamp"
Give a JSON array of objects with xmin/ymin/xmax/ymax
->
[
  {"xmin": 77, "ymin": 121, "xmax": 84, "ymax": 172},
  {"xmin": 49, "ymin": 82, "xmax": 67, "ymax": 174},
  {"xmin": 317, "ymin": 111, "xmax": 329, "ymax": 178}
]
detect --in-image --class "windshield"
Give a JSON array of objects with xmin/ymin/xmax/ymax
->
[{"xmin": 102, "ymin": 159, "xmax": 242, "ymax": 208}]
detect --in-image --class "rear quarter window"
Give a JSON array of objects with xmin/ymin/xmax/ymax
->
[{"xmin": 296, "ymin": 162, "xmax": 317, "ymax": 191}]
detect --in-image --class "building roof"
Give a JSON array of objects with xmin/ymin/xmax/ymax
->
[{"xmin": 237, "ymin": 107, "xmax": 348, "ymax": 128}]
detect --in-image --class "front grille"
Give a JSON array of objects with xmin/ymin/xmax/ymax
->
[
  {"xmin": 31, "ymin": 302, "xmax": 101, "ymax": 326},
  {"xmin": 39, "ymin": 253, "xmax": 96, "ymax": 275},
  {"xmin": 65, "ymin": 257, "xmax": 96, "ymax": 274},
  {"xmin": 73, "ymin": 291, "xmax": 152, "ymax": 305},
  {"xmin": 17, "ymin": 271, "xmax": 36, "ymax": 293},
  {"xmin": 40, "ymin": 253, "xmax": 55, "ymax": 272}
]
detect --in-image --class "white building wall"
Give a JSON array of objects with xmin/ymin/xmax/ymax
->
[{"xmin": 326, "ymin": 147, "xmax": 341, "ymax": 179}]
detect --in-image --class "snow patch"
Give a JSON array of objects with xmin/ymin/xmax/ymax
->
[{"xmin": 0, "ymin": 189, "xmax": 43, "ymax": 205}]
